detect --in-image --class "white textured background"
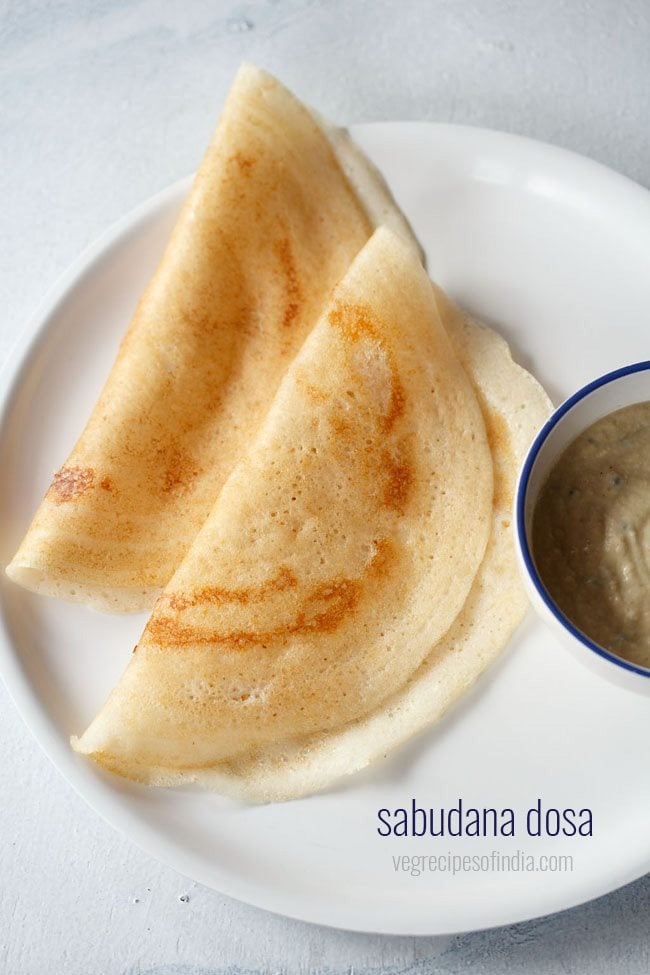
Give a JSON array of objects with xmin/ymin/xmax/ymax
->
[{"xmin": 1, "ymin": 1, "xmax": 649, "ymax": 973}]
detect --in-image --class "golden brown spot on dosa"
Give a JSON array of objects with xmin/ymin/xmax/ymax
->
[
  {"xmin": 229, "ymin": 152, "xmax": 255, "ymax": 174},
  {"xmin": 328, "ymin": 407, "xmax": 412, "ymax": 512},
  {"xmin": 168, "ymin": 566, "xmax": 298, "ymax": 612},
  {"xmin": 146, "ymin": 540, "xmax": 394, "ymax": 650},
  {"xmin": 48, "ymin": 467, "xmax": 95, "ymax": 503},
  {"xmin": 328, "ymin": 301, "xmax": 379, "ymax": 342},
  {"xmin": 484, "ymin": 409, "xmax": 512, "ymax": 509},
  {"xmin": 303, "ymin": 382, "xmax": 328, "ymax": 403},
  {"xmin": 332, "ymin": 415, "xmax": 352, "ymax": 437},
  {"xmin": 161, "ymin": 447, "xmax": 199, "ymax": 496},
  {"xmin": 382, "ymin": 445, "xmax": 413, "ymax": 513},
  {"xmin": 273, "ymin": 238, "xmax": 302, "ymax": 327},
  {"xmin": 328, "ymin": 301, "xmax": 406, "ymax": 432},
  {"xmin": 385, "ymin": 380, "xmax": 406, "ymax": 433},
  {"xmin": 100, "ymin": 477, "xmax": 114, "ymax": 492}
]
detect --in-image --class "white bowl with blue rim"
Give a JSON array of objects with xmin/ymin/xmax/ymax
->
[{"xmin": 515, "ymin": 360, "xmax": 650, "ymax": 695}]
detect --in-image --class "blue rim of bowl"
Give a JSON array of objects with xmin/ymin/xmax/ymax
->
[{"xmin": 516, "ymin": 359, "xmax": 650, "ymax": 679}]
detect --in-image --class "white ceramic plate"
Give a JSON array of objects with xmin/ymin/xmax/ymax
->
[{"xmin": 1, "ymin": 123, "xmax": 649, "ymax": 936}]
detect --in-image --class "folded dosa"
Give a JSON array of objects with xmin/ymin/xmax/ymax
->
[
  {"xmin": 75, "ymin": 285, "xmax": 551, "ymax": 801},
  {"xmin": 72, "ymin": 228, "xmax": 494, "ymax": 779},
  {"xmin": 161, "ymin": 290, "xmax": 550, "ymax": 801},
  {"xmin": 7, "ymin": 64, "xmax": 413, "ymax": 612}
]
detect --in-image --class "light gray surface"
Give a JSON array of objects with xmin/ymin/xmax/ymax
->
[{"xmin": 1, "ymin": 1, "xmax": 649, "ymax": 972}]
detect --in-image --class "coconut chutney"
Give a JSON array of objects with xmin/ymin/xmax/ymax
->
[{"xmin": 532, "ymin": 401, "xmax": 650, "ymax": 670}]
